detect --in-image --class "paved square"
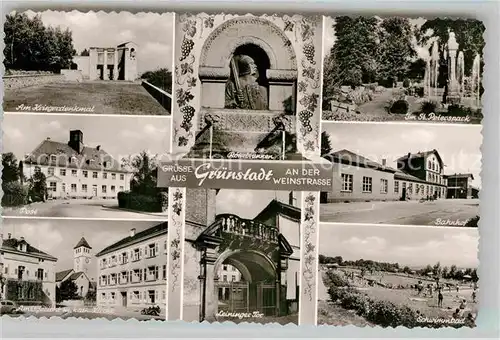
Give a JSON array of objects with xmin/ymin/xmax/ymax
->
[{"xmin": 320, "ymin": 199, "xmax": 479, "ymax": 226}]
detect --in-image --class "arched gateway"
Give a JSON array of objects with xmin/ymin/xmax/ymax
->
[{"xmin": 183, "ymin": 189, "xmax": 301, "ymax": 322}]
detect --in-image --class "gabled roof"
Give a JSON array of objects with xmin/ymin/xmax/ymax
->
[
  {"xmin": 397, "ymin": 149, "xmax": 444, "ymax": 167},
  {"xmin": 324, "ymin": 149, "xmax": 396, "ymax": 174},
  {"xmin": 117, "ymin": 41, "xmax": 137, "ymax": 48},
  {"xmin": 56, "ymin": 269, "xmax": 74, "ymax": 282},
  {"xmin": 254, "ymin": 199, "xmax": 301, "ymax": 222},
  {"xmin": 74, "ymin": 237, "xmax": 92, "ymax": 250},
  {"xmin": 69, "ymin": 272, "xmax": 85, "ymax": 280},
  {"xmin": 1, "ymin": 237, "xmax": 57, "ymax": 261},
  {"xmin": 95, "ymin": 222, "xmax": 168, "ymax": 257},
  {"xmin": 24, "ymin": 139, "xmax": 129, "ymax": 173}
]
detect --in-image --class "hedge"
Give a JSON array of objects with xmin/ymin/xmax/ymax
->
[
  {"xmin": 2, "ymin": 181, "xmax": 28, "ymax": 207},
  {"xmin": 117, "ymin": 191, "xmax": 167, "ymax": 213}
]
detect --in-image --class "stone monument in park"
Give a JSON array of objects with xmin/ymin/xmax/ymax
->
[
  {"xmin": 446, "ymin": 31, "xmax": 461, "ymax": 104},
  {"xmin": 172, "ymin": 14, "xmax": 324, "ymax": 160}
]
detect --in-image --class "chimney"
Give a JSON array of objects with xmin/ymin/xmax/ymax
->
[
  {"xmin": 407, "ymin": 152, "xmax": 411, "ymax": 159},
  {"xmin": 68, "ymin": 130, "xmax": 84, "ymax": 154},
  {"xmin": 382, "ymin": 159, "xmax": 387, "ymax": 166},
  {"xmin": 20, "ymin": 236, "xmax": 24, "ymax": 241},
  {"xmin": 96, "ymin": 145, "xmax": 101, "ymax": 151},
  {"xmin": 130, "ymin": 228, "xmax": 136, "ymax": 237},
  {"xmin": 8, "ymin": 233, "xmax": 11, "ymax": 239},
  {"xmin": 46, "ymin": 137, "xmax": 51, "ymax": 140}
]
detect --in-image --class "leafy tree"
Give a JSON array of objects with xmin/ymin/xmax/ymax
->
[
  {"xmin": 2, "ymin": 152, "xmax": 20, "ymax": 183},
  {"xmin": 141, "ymin": 68, "xmax": 172, "ymax": 93},
  {"xmin": 122, "ymin": 151, "xmax": 159, "ymax": 195},
  {"xmin": 377, "ymin": 17, "xmax": 416, "ymax": 83},
  {"xmin": 56, "ymin": 280, "xmax": 79, "ymax": 302},
  {"xmin": 324, "ymin": 16, "xmax": 380, "ymax": 96},
  {"xmin": 321, "ymin": 131, "xmax": 333, "ymax": 156},
  {"xmin": 29, "ymin": 169, "xmax": 48, "ymax": 202},
  {"xmin": 4, "ymin": 12, "xmax": 76, "ymax": 71},
  {"xmin": 80, "ymin": 49, "xmax": 90, "ymax": 56}
]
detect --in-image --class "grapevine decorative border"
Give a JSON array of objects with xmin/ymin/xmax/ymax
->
[
  {"xmin": 174, "ymin": 14, "xmax": 323, "ymax": 155},
  {"xmin": 302, "ymin": 192, "xmax": 318, "ymax": 302},
  {"xmin": 169, "ymin": 188, "xmax": 184, "ymax": 292}
]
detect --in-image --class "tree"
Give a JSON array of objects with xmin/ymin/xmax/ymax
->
[
  {"xmin": 4, "ymin": 12, "xmax": 76, "ymax": 71},
  {"xmin": 141, "ymin": 68, "xmax": 172, "ymax": 93},
  {"xmin": 122, "ymin": 151, "xmax": 159, "ymax": 195},
  {"xmin": 324, "ymin": 16, "xmax": 380, "ymax": 96},
  {"xmin": 56, "ymin": 280, "xmax": 79, "ymax": 302},
  {"xmin": 321, "ymin": 131, "xmax": 333, "ymax": 156},
  {"xmin": 2, "ymin": 153, "xmax": 20, "ymax": 183},
  {"xmin": 377, "ymin": 17, "xmax": 416, "ymax": 82},
  {"xmin": 29, "ymin": 170, "xmax": 48, "ymax": 202},
  {"xmin": 80, "ymin": 49, "xmax": 90, "ymax": 56}
]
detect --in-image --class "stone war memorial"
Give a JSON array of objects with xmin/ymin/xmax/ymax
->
[{"xmin": 173, "ymin": 14, "xmax": 324, "ymax": 160}]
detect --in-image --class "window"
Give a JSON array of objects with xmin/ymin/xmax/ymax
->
[
  {"xmin": 223, "ymin": 265, "xmax": 228, "ymax": 271},
  {"xmin": 380, "ymin": 179, "xmax": 388, "ymax": 194},
  {"xmin": 71, "ymin": 184, "xmax": 77, "ymax": 192},
  {"xmin": 341, "ymin": 174, "xmax": 353, "ymax": 192},
  {"xmin": 232, "ymin": 275, "xmax": 236, "ymax": 282},
  {"xmin": 102, "ymin": 185, "xmax": 107, "ymax": 193},
  {"xmin": 163, "ymin": 265, "xmax": 167, "ymax": 280},
  {"xmin": 72, "ymin": 170, "xmax": 78, "ymax": 177},
  {"xmin": 120, "ymin": 174, "xmax": 124, "ymax": 180},
  {"xmin": 103, "ymin": 172, "xmax": 108, "ymax": 179},
  {"xmin": 408, "ymin": 183, "xmax": 413, "ymax": 194},
  {"xmin": 82, "ymin": 184, "xmax": 87, "ymax": 193},
  {"xmin": 148, "ymin": 244, "xmax": 157, "ymax": 258},
  {"xmin": 112, "ymin": 173, "xmax": 116, "ymax": 180},
  {"xmin": 60, "ymin": 169, "xmax": 66, "ymax": 176},
  {"xmin": 133, "ymin": 249, "xmax": 140, "ymax": 261},
  {"xmin": 362, "ymin": 177, "xmax": 372, "ymax": 193},
  {"xmin": 111, "ymin": 185, "xmax": 116, "ymax": 193},
  {"xmin": 426, "ymin": 186, "xmax": 430, "ymax": 195},
  {"xmin": 122, "ymin": 252, "xmax": 128, "ymax": 264},
  {"xmin": 49, "ymin": 182, "xmax": 57, "ymax": 192},
  {"xmin": 93, "ymin": 172, "xmax": 98, "ymax": 179},
  {"xmin": 394, "ymin": 181, "xmax": 399, "ymax": 193},
  {"xmin": 428, "ymin": 160, "xmax": 432, "ymax": 170},
  {"xmin": 83, "ymin": 170, "xmax": 88, "ymax": 178},
  {"xmin": 48, "ymin": 167, "xmax": 55, "ymax": 176},
  {"xmin": 223, "ymin": 275, "xmax": 227, "ymax": 282},
  {"xmin": 50, "ymin": 155, "xmax": 57, "ymax": 163},
  {"xmin": 119, "ymin": 186, "xmax": 124, "ymax": 191},
  {"xmin": 36, "ymin": 268, "xmax": 44, "ymax": 280}
]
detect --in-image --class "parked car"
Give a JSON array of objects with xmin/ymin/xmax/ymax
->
[{"xmin": 0, "ymin": 300, "xmax": 18, "ymax": 314}]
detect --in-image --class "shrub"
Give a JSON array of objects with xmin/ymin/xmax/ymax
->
[
  {"xmin": 447, "ymin": 104, "xmax": 474, "ymax": 117},
  {"xmin": 402, "ymin": 78, "xmax": 411, "ymax": 88},
  {"xmin": 117, "ymin": 191, "xmax": 162, "ymax": 213},
  {"xmin": 465, "ymin": 215, "xmax": 479, "ymax": 228},
  {"xmin": 366, "ymin": 300, "xmax": 418, "ymax": 328},
  {"xmin": 157, "ymin": 191, "xmax": 169, "ymax": 212},
  {"xmin": 389, "ymin": 99, "xmax": 409, "ymax": 114},
  {"xmin": 420, "ymin": 101, "xmax": 437, "ymax": 114},
  {"xmin": 326, "ymin": 271, "xmax": 351, "ymax": 287},
  {"xmin": 414, "ymin": 86, "xmax": 425, "ymax": 97},
  {"xmin": 2, "ymin": 181, "xmax": 28, "ymax": 206}
]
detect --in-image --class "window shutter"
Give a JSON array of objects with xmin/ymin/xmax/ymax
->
[{"xmin": 155, "ymin": 266, "xmax": 159, "ymax": 280}]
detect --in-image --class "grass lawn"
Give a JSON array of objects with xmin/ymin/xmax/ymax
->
[
  {"xmin": 318, "ymin": 300, "xmax": 374, "ymax": 327},
  {"xmin": 3, "ymin": 81, "xmax": 170, "ymax": 115}
]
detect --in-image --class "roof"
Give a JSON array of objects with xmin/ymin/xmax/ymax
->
[
  {"xmin": 95, "ymin": 222, "xmax": 168, "ymax": 257},
  {"xmin": 1, "ymin": 238, "xmax": 57, "ymax": 261},
  {"xmin": 117, "ymin": 41, "xmax": 137, "ymax": 48},
  {"xmin": 56, "ymin": 269, "xmax": 74, "ymax": 282},
  {"xmin": 444, "ymin": 173, "xmax": 475, "ymax": 180},
  {"xmin": 324, "ymin": 149, "xmax": 396, "ymax": 174},
  {"xmin": 254, "ymin": 199, "xmax": 301, "ymax": 222},
  {"xmin": 397, "ymin": 149, "xmax": 444, "ymax": 167},
  {"xmin": 69, "ymin": 272, "xmax": 85, "ymax": 280},
  {"xmin": 24, "ymin": 139, "xmax": 129, "ymax": 173},
  {"xmin": 74, "ymin": 237, "xmax": 92, "ymax": 249}
]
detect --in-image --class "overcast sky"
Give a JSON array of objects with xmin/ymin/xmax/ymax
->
[
  {"xmin": 25, "ymin": 10, "xmax": 173, "ymax": 74},
  {"xmin": 216, "ymin": 190, "xmax": 290, "ymax": 219},
  {"xmin": 2, "ymin": 219, "xmax": 164, "ymax": 281},
  {"xmin": 3, "ymin": 114, "xmax": 171, "ymax": 162},
  {"xmin": 323, "ymin": 123, "xmax": 482, "ymax": 188},
  {"xmin": 319, "ymin": 223, "xmax": 478, "ymax": 268},
  {"xmin": 324, "ymin": 16, "xmax": 432, "ymax": 60}
]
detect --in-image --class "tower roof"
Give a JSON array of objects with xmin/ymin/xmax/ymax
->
[{"xmin": 74, "ymin": 237, "xmax": 92, "ymax": 250}]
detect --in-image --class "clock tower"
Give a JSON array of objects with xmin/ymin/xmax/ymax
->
[{"xmin": 73, "ymin": 237, "xmax": 92, "ymax": 275}]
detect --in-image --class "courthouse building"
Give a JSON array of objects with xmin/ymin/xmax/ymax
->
[
  {"xmin": 321, "ymin": 149, "xmax": 450, "ymax": 203},
  {"xmin": 22, "ymin": 129, "xmax": 132, "ymax": 200},
  {"xmin": 0, "ymin": 233, "xmax": 57, "ymax": 306},
  {"xmin": 72, "ymin": 42, "xmax": 138, "ymax": 81},
  {"xmin": 94, "ymin": 223, "xmax": 167, "ymax": 311}
]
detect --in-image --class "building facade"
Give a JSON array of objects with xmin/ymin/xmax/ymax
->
[
  {"xmin": 22, "ymin": 130, "xmax": 132, "ymax": 200},
  {"xmin": 95, "ymin": 223, "xmax": 167, "ymax": 312},
  {"xmin": 55, "ymin": 237, "xmax": 94, "ymax": 298},
  {"xmin": 0, "ymin": 233, "xmax": 57, "ymax": 306},
  {"xmin": 73, "ymin": 42, "xmax": 138, "ymax": 81},
  {"xmin": 321, "ymin": 149, "xmax": 450, "ymax": 203},
  {"xmin": 183, "ymin": 189, "xmax": 301, "ymax": 322},
  {"xmin": 445, "ymin": 173, "xmax": 475, "ymax": 199}
]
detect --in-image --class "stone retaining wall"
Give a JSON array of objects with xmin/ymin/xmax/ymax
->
[{"xmin": 3, "ymin": 74, "xmax": 65, "ymax": 91}]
